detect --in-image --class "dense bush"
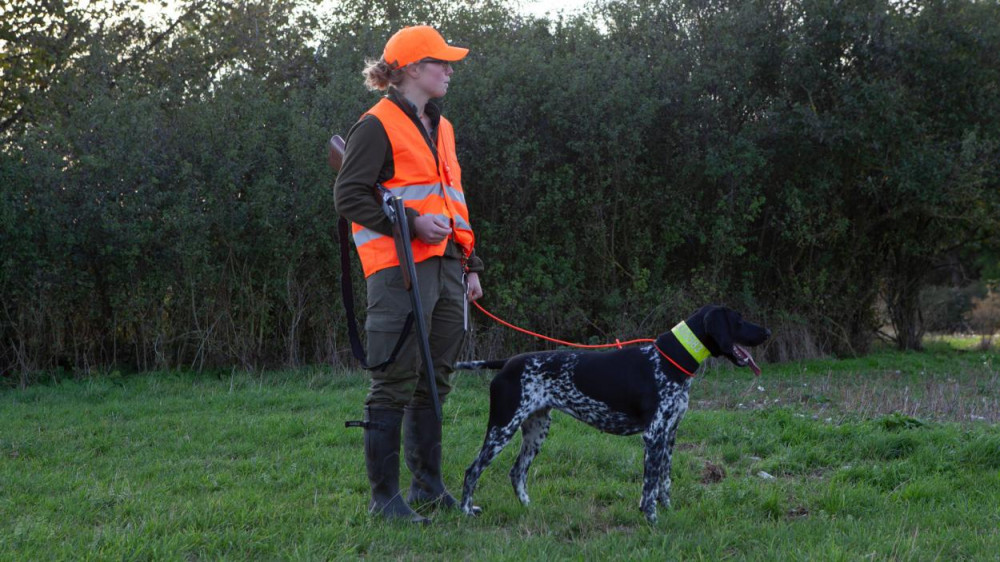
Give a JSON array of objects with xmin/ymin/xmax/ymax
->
[
  {"xmin": 968, "ymin": 290, "xmax": 1000, "ymax": 349},
  {"xmin": 2, "ymin": 0, "xmax": 999, "ymax": 383},
  {"xmin": 920, "ymin": 283, "xmax": 987, "ymax": 334}
]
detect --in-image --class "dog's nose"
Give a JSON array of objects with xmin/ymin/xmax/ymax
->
[{"xmin": 765, "ymin": 328, "xmax": 772, "ymax": 339}]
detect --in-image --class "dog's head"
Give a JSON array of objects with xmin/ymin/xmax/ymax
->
[{"xmin": 694, "ymin": 305, "xmax": 770, "ymax": 375}]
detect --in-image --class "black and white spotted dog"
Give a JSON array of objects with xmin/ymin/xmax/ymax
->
[{"xmin": 456, "ymin": 305, "xmax": 770, "ymax": 523}]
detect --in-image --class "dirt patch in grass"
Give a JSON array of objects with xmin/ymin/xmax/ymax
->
[
  {"xmin": 693, "ymin": 355, "xmax": 1000, "ymax": 423},
  {"xmin": 701, "ymin": 461, "xmax": 726, "ymax": 484},
  {"xmin": 786, "ymin": 506, "xmax": 810, "ymax": 519}
]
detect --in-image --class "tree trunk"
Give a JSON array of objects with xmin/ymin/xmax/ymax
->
[{"xmin": 884, "ymin": 258, "xmax": 927, "ymax": 351}]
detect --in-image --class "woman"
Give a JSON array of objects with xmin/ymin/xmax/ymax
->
[{"xmin": 334, "ymin": 25, "xmax": 484, "ymax": 523}]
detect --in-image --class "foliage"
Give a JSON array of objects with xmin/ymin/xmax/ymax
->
[{"xmin": 2, "ymin": 0, "xmax": 1000, "ymax": 378}]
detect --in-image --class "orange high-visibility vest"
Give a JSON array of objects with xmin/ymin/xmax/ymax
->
[{"xmin": 352, "ymin": 98, "xmax": 475, "ymax": 277}]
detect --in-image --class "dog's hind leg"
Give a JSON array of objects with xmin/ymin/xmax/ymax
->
[
  {"xmin": 460, "ymin": 410, "xmax": 531, "ymax": 515},
  {"xmin": 509, "ymin": 408, "xmax": 551, "ymax": 505}
]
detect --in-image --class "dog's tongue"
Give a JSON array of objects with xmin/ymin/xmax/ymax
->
[{"xmin": 733, "ymin": 345, "xmax": 761, "ymax": 376}]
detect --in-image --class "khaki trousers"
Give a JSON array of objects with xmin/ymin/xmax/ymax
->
[{"xmin": 364, "ymin": 256, "xmax": 466, "ymax": 408}]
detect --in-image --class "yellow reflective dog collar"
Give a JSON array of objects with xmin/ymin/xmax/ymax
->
[{"xmin": 671, "ymin": 321, "xmax": 710, "ymax": 363}]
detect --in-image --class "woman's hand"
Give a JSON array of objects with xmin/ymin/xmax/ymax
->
[
  {"xmin": 466, "ymin": 272, "xmax": 483, "ymax": 301},
  {"xmin": 413, "ymin": 214, "xmax": 452, "ymax": 245}
]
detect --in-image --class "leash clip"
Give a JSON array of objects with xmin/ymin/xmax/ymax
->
[{"xmin": 463, "ymin": 272, "xmax": 469, "ymax": 332}]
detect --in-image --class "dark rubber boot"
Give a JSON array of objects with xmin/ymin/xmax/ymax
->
[
  {"xmin": 404, "ymin": 406, "xmax": 460, "ymax": 508},
  {"xmin": 364, "ymin": 406, "xmax": 430, "ymax": 524}
]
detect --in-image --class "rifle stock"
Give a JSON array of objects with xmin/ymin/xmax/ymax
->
[{"xmin": 328, "ymin": 135, "xmax": 346, "ymax": 172}]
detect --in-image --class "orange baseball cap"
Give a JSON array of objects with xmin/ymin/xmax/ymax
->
[{"xmin": 383, "ymin": 26, "xmax": 469, "ymax": 69}]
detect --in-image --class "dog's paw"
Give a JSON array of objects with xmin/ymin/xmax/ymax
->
[
  {"xmin": 461, "ymin": 502, "xmax": 483, "ymax": 517},
  {"xmin": 657, "ymin": 494, "xmax": 672, "ymax": 510},
  {"xmin": 640, "ymin": 499, "xmax": 658, "ymax": 523}
]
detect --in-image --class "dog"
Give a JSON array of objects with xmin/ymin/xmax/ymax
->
[{"xmin": 456, "ymin": 305, "xmax": 770, "ymax": 523}]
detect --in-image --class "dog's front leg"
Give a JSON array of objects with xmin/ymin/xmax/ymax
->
[
  {"xmin": 657, "ymin": 412, "xmax": 684, "ymax": 509},
  {"xmin": 640, "ymin": 417, "xmax": 668, "ymax": 523},
  {"xmin": 658, "ymin": 393, "xmax": 689, "ymax": 509}
]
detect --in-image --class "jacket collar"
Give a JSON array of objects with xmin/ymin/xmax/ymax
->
[{"xmin": 387, "ymin": 87, "xmax": 441, "ymax": 129}]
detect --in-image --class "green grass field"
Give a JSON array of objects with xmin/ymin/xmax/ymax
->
[{"xmin": 3, "ymin": 344, "xmax": 1000, "ymax": 560}]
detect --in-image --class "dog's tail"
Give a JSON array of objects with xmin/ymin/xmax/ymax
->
[{"xmin": 455, "ymin": 359, "xmax": 508, "ymax": 371}]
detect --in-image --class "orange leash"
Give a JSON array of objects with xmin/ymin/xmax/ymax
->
[
  {"xmin": 471, "ymin": 300, "xmax": 655, "ymax": 349},
  {"xmin": 470, "ymin": 300, "xmax": 696, "ymax": 377}
]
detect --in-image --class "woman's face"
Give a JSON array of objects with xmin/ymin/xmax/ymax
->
[{"xmin": 407, "ymin": 60, "xmax": 454, "ymax": 99}]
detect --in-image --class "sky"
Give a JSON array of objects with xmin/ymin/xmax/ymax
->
[{"xmin": 139, "ymin": 0, "xmax": 597, "ymax": 25}]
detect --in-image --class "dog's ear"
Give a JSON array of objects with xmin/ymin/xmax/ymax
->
[{"xmin": 702, "ymin": 306, "xmax": 733, "ymax": 355}]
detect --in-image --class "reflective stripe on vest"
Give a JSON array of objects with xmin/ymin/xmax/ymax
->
[{"xmin": 351, "ymin": 98, "xmax": 475, "ymax": 277}]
